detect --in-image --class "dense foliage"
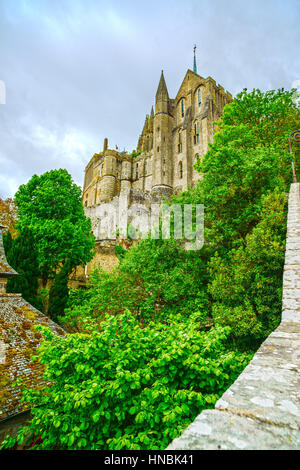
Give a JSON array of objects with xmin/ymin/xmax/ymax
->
[
  {"xmin": 63, "ymin": 239, "xmax": 209, "ymax": 329},
  {"xmin": 1, "ymin": 313, "xmax": 251, "ymax": 450},
  {"xmin": 209, "ymin": 191, "xmax": 287, "ymax": 347},
  {"xmin": 63, "ymin": 88, "xmax": 298, "ymax": 347},
  {"xmin": 1, "ymin": 88, "xmax": 298, "ymax": 450},
  {"xmin": 193, "ymin": 88, "xmax": 298, "ymax": 252},
  {"xmin": 14, "ymin": 169, "xmax": 95, "ymax": 287}
]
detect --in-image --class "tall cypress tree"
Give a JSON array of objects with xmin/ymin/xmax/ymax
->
[{"xmin": 48, "ymin": 261, "xmax": 71, "ymax": 319}]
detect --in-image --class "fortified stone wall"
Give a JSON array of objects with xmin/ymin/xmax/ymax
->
[{"xmin": 167, "ymin": 183, "xmax": 300, "ymax": 450}]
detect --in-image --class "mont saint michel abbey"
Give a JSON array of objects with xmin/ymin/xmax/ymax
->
[{"xmin": 82, "ymin": 51, "xmax": 232, "ymax": 208}]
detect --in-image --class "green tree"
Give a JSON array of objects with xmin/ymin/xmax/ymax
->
[
  {"xmin": 0, "ymin": 312, "xmax": 251, "ymax": 450},
  {"xmin": 48, "ymin": 261, "xmax": 71, "ymax": 319},
  {"xmin": 63, "ymin": 89, "xmax": 298, "ymax": 335},
  {"xmin": 208, "ymin": 190, "xmax": 287, "ymax": 348},
  {"xmin": 62, "ymin": 239, "xmax": 209, "ymax": 330},
  {"xmin": 14, "ymin": 169, "xmax": 95, "ymax": 288},
  {"xmin": 193, "ymin": 88, "xmax": 299, "ymax": 251}
]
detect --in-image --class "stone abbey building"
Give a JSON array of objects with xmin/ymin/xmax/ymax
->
[
  {"xmin": 75, "ymin": 57, "xmax": 233, "ymax": 278},
  {"xmin": 82, "ymin": 64, "xmax": 232, "ymax": 207}
]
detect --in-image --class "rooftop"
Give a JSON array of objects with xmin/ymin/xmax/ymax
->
[{"xmin": 0, "ymin": 294, "xmax": 65, "ymax": 420}]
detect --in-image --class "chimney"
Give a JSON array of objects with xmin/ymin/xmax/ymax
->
[{"xmin": 0, "ymin": 225, "xmax": 18, "ymax": 294}]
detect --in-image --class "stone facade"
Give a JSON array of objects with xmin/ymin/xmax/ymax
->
[{"xmin": 82, "ymin": 69, "xmax": 232, "ymax": 210}]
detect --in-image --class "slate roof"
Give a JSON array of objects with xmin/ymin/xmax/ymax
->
[{"xmin": 0, "ymin": 294, "xmax": 65, "ymax": 420}]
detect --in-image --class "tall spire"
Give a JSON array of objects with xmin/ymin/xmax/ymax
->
[
  {"xmin": 193, "ymin": 44, "xmax": 197, "ymax": 74},
  {"xmin": 155, "ymin": 70, "xmax": 169, "ymax": 103},
  {"xmin": 149, "ymin": 106, "xmax": 154, "ymax": 129},
  {"xmin": 142, "ymin": 114, "xmax": 149, "ymax": 133}
]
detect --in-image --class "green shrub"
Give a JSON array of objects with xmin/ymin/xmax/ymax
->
[{"xmin": 0, "ymin": 312, "xmax": 251, "ymax": 450}]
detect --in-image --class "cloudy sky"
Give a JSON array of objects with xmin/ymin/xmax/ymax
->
[{"xmin": 0, "ymin": 0, "xmax": 299, "ymax": 199}]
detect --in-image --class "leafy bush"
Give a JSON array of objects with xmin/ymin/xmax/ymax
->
[
  {"xmin": 1, "ymin": 312, "xmax": 251, "ymax": 450},
  {"xmin": 2, "ymin": 88, "xmax": 296, "ymax": 450},
  {"xmin": 4, "ymin": 227, "xmax": 42, "ymax": 310},
  {"xmin": 61, "ymin": 239, "xmax": 209, "ymax": 330},
  {"xmin": 194, "ymin": 88, "xmax": 298, "ymax": 252},
  {"xmin": 209, "ymin": 190, "xmax": 287, "ymax": 348}
]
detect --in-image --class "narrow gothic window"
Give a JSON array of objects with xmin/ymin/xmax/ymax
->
[
  {"xmin": 181, "ymin": 99, "xmax": 184, "ymax": 118},
  {"xmin": 179, "ymin": 161, "xmax": 183, "ymax": 179},
  {"xmin": 136, "ymin": 163, "xmax": 138, "ymax": 178},
  {"xmin": 198, "ymin": 88, "xmax": 202, "ymax": 107},
  {"xmin": 157, "ymin": 146, "xmax": 160, "ymax": 152}
]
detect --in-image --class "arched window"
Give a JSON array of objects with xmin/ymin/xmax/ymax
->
[
  {"xmin": 198, "ymin": 88, "xmax": 202, "ymax": 107},
  {"xmin": 179, "ymin": 161, "xmax": 183, "ymax": 179},
  {"xmin": 136, "ymin": 163, "xmax": 139, "ymax": 178},
  {"xmin": 157, "ymin": 146, "xmax": 160, "ymax": 152},
  {"xmin": 181, "ymin": 99, "xmax": 184, "ymax": 118}
]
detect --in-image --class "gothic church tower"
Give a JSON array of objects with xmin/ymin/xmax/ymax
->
[{"xmin": 151, "ymin": 71, "xmax": 174, "ymax": 198}]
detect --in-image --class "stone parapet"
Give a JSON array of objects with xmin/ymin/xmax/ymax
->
[{"xmin": 282, "ymin": 183, "xmax": 300, "ymax": 322}]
